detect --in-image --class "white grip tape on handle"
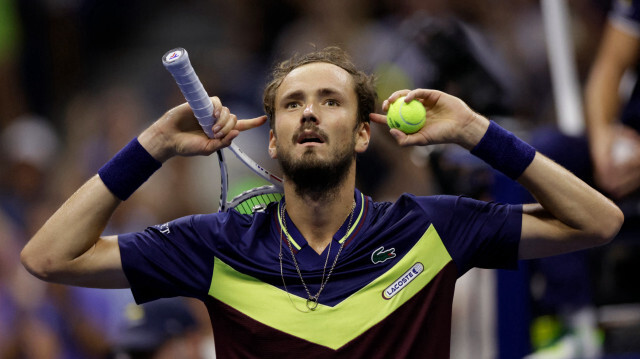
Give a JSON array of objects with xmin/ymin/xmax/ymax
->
[{"xmin": 162, "ymin": 48, "xmax": 215, "ymax": 138}]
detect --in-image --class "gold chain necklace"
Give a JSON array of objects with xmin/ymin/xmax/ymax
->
[{"xmin": 279, "ymin": 200, "xmax": 356, "ymax": 312}]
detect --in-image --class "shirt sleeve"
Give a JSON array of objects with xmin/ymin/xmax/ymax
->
[
  {"xmin": 118, "ymin": 213, "xmax": 221, "ymax": 304},
  {"xmin": 610, "ymin": 0, "xmax": 640, "ymax": 37},
  {"xmin": 414, "ymin": 195, "xmax": 522, "ymax": 276}
]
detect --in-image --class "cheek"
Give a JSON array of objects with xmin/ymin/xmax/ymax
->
[{"xmin": 274, "ymin": 112, "xmax": 296, "ymax": 133}]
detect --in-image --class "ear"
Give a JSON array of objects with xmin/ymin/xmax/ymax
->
[
  {"xmin": 355, "ymin": 122, "xmax": 371, "ymax": 153},
  {"xmin": 268, "ymin": 129, "xmax": 277, "ymax": 159}
]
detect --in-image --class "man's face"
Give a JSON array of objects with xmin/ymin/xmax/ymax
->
[{"xmin": 268, "ymin": 62, "xmax": 368, "ymax": 168}]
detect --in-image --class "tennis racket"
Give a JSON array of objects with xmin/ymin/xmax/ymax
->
[{"xmin": 162, "ymin": 48, "xmax": 283, "ymax": 214}]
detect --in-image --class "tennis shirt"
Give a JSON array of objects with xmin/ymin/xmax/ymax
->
[{"xmin": 119, "ymin": 189, "xmax": 522, "ymax": 358}]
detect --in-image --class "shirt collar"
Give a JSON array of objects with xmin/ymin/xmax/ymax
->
[{"xmin": 277, "ymin": 189, "xmax": 365, "ymax": 251}]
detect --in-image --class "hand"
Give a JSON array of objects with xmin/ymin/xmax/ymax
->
[
  {"xmin": 369, "ymin": 89, "xmax": 489, "ymax": 149},
  {"xmin": 592, "ymin": 125, "xmax": 640, "ymax": 199},
  {"xmin": 138, "ymin": 96, "xmax": 267, "ymax": 162}
]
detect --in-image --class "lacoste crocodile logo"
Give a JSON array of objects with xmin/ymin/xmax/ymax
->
[{"xmin": 371, "ymin": 246, "xmax": 396, "ymax": 264}]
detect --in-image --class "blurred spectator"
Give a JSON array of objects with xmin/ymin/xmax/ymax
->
[
  {"xmin": 0, "ymin": 0, "xmax": 26, "ymax": 126},
  {"xmin": 516, "ymin": 1, "xmax": 640, "ymax": 357},
  {"xmin": 111, "ymin": 298, "xmax": 204, "ymax": 359},
  {"xmin": 583, "ymin": 0, "xmax": 640, "ymax": 354},
  {"xmin": 0, "ymin": 115, "xmax": 60, "ymax": 230},
  {"xmin": 585, "ymin": 0, "xmax": 640, "ymax": 200},
  {"xmin": 512, "ymin": 129, "xmax": 602, "ymax": 359},
  {"xmin": 0, "ymin": 115, "xmax": 111, "ymax": 359}
]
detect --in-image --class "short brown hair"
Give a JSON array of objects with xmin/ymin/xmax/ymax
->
[{"xmin": 263, "ymin": 46, "xmax": 376, "ymax": 130}]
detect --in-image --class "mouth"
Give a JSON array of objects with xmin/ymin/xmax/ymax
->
[{"xmin": 296, "ymin": 130, "xmax": 326, "ymax": 145}]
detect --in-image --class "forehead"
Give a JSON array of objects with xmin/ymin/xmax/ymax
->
[{"xmin": 276, "ymin": 62, "xmax": 355, "ymax": 100}]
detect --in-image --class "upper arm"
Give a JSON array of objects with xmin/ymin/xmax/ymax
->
[
  {"xmin": 22, "ymin": 234, "xmax": 130, "ymax": 289},
  {"xmin": 20, "ymin": 174, "xmax": 131, "ymax": 289},
  {"xmin": 69, "ymin": 235, "xmax": 130, "ymax": 288},
  {"xmin": 117, "ymin": 215, "xmax": 221, "ymax": 303},
  {"xmin": 519, "ymin": 204, "xmax": 596, "ymax": 260},
  {"xmin": 420, "ymin": 195, "xmax": 521, "ymax": 274}
]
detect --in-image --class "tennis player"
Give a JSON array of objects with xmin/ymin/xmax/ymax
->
[{"xmin": 22, "ymin": 47, "xmax": 623, "ymax": 358}]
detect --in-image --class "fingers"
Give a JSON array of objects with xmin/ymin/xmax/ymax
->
[
  {"xmin": 154, "ymin": 97, "xmax": 248, "ymax": 158},
  {"xmin": 208, "ymin": 96, "xmax": 231, "ymax": 139},
  {"xmin": 378, "ymin": 88, "xmax": 481, "ymax": 148},
  {"xmin": 609, "ymin": 160, "xmax": 640, "ymax": 198},
  {"xmin": 370, "ymin": 111, "xmax": 431, "ymax": 147},
  {"xmin": 211, "ymin": 96, "xmax": 223, "ymax": 118},
  {"xmin": 372, "ymin": 99, "xmax": 431, "ymax": 147},
  {"xmin": 369, "ymin": 113, "xmax": 387, "ymax": 124},
  {"xmin": 405, "ymin": 89, "xmax": 444, "ymax": 108},
  {"xmin": 382, "ymin": 89, "xmax": 446, "ymax": 112},
  {"xmin": 379, "ymin": 88, "xmax": 440, "ymax": 114},
  {"xmin": 212, "ymin": 106, "xmax": 235, "ymax": 139},
  {"xmin": 215, "ymin": 115, "xmax": 268, "ymax": 148},
  {"xmin": 206, "ymin": 113, "xmax": 266, "ymax": 153},
  {"xmin": 594, "ymin": 156, "xmax": 640, "ymax": 198},
  {"xmin": 235, "ymin": 115, "xmax": 268, "ymax": 132},
  {"xmin": 212, "ymin": 113, "xmax": 267, "ymax": 142},
  {"xmin": 382, "ymin": 89, "xmax": 410, "ymax": 112},
  {"xmin": 208, "ymin": 97, "xmax": 268, "ymax": 138},
  {"xmin": 388, "ymin": 129, "xmax": 429, "ymax": 147},
  {"xmin": 215, "ymin": 130, "xmax": 240, "ymax": 149}
]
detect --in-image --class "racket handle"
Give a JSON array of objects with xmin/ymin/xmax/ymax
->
[{"xmin": 162, "ymin": 48, "xmax": 215, "ymax": 138}]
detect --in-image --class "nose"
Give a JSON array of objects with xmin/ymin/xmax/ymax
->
[{"xmin": 302, "ymin": 104, "xmax": 317, "ymax": 123}]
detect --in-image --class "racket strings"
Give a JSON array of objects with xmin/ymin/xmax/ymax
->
[{"xmin": 231, "ymin": 190, "xmax": 283, "ymax": 215}]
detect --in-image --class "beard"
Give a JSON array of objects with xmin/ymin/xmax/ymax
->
[{"xmin": 277, "ymin": 130, "xmax": 356, "ymax": 202}]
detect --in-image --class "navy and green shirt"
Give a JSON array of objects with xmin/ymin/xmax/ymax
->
[{"xmin": 119, "ymin": 189, "xmax": 521, "ymax": 358}]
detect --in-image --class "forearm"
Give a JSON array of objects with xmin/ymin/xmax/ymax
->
[
  {"xmin": 22, "ymin": 136, "xmax": 162, "ymax": 286},
  {"xmin": 375, "ymin": 89, "xmax": 624, "ymax": 259},
  {"xmin": 20, "ymin": 97, "xmax": 256, "ymax": 287},
  {"xmin": 584, "ymin": 59, "xmax": 622, "ymax": 159},
  {"xmin": 518, "ymin": 154, "xmax": 622, "ymax": 245},
  {"xmin": 21, "ymin": 175, "xmax": 122, "ymax": 283},
  {"xmin": 585, "ymin": 22, "xmax": 640, "ymax": 159},
  {"xmin": 467, "ymin": 120, "xmax": 622, "ymax": 258},
  {"xmin": 24, "ymin": 126, "xmax": 170, "ymax": 275}
]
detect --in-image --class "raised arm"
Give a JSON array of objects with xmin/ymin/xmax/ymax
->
[
  {"xmin": 370, "ymin": 89, "xmax": 624, "ymax": 260},
  {"xmin": 21, "ymin": 98, "xmax": 266, "ymax": 288},
  {"xmin": 585, "ymin": 21, "xmax": 640, "ymax": 198}
]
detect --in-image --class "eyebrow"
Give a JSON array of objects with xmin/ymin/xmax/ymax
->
[
  {"xmin": 279, "ymin": 88, "xmax": 345, "ymax": 104},
  {"xmin": 317, "ymin": 88, "xmax": 342, "ymax": 97}
]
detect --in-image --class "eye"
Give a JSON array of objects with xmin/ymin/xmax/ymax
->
[
  {"xmin": 285, "ymin": 102, "xmax": 301, "ymax": 109},
  {"xmin": 325, "ymin": 99, "xmax": 340, "ymax": 107}
]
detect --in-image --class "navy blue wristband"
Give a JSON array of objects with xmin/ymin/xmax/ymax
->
[
  {"xmin": 98, "ymin": 138, "xmax": 162, "ymax": 200},
  {"xmin": 471, "ymin": 121, "xmax": 536, "ymax": 180}
]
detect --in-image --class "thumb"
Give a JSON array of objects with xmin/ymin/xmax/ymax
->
[
  {"xmin": 390, "ymin": 129, "xmax": 428, "ymax": 147},
  {"xmin": 390, "ymin": 129, "xmax": 409, "ymax": 146}
]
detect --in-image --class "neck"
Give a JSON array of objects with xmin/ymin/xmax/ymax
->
[{"xmin": 283, "ymin": 166, "xmax": 356, "ymax": 254}]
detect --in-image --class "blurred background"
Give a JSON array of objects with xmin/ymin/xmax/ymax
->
[{"xmin": 1, "ymin": 0, "xmax": 639, "ymax": 358}]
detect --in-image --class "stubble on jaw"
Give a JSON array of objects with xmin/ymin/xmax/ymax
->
[{"xmin": 277, "ymin": 130, "xmax": 356, "ymax": 202}]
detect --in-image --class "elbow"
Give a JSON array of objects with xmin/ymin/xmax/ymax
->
[
  {"xmin": 20, "ymin": 243, "xmax": 57, "ymax": 282},
  {"xmin": 591, "ymin": 206, "xmax": 624, "ymax": 247}
]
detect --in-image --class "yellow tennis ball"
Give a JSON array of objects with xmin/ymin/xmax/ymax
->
[{"xmin": 387, "ymin": 96, "xmax": 426, "ymax": 134}]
